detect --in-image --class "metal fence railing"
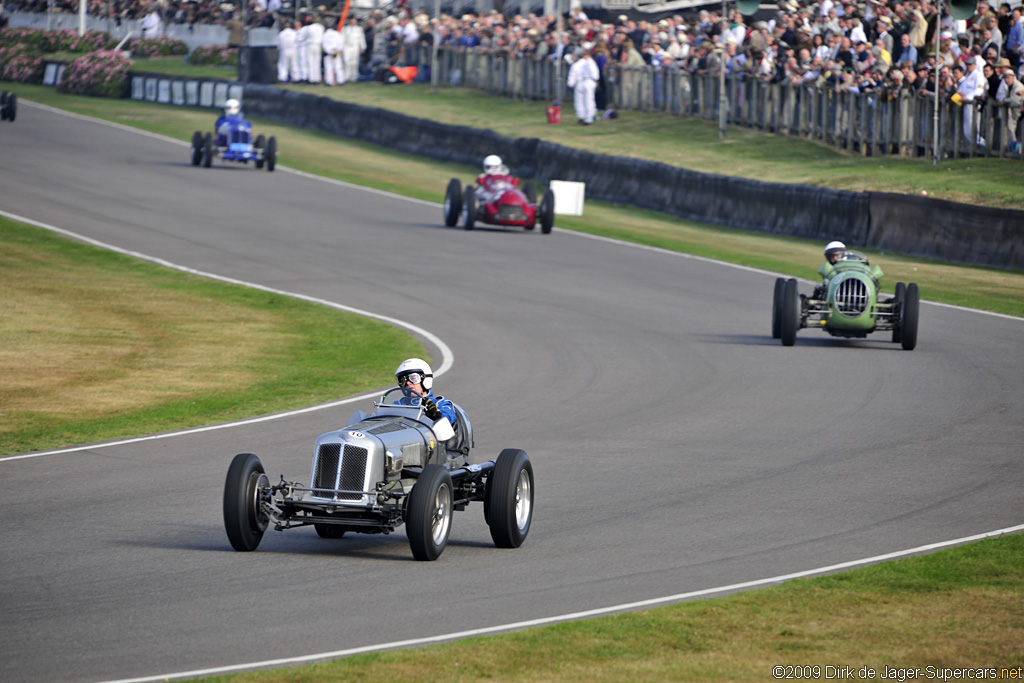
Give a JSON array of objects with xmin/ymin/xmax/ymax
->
[{"xmin": 430, "ymin": 45, "xmax": 1022, "ymax": 161}]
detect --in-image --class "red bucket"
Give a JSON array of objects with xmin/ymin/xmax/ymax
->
[{"xmin": 546, "ymin": 104, "xmax": 561, "ymax": 124}]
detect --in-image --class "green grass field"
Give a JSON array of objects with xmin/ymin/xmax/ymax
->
[{"xmin": 2, "ymin": 76, "xmax": 1021, "ymax": 681}]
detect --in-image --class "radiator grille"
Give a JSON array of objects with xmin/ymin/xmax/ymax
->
[
  {"xmin": 496, "ymin": 205, "xmax": 527, "ymax": 221},
  {"xmin": 835, "ymin": 278, "xmax": 869, "ymax": 317},
  {"xmin": 338, "ymin": 445, "xmax": 367, "ymax": 501},
  {"xmin": 313, "ymin": 443, "xmax": 341, "ymax": 498},
  {"xmin": 230, "ymin": 129, "xmax": 250, "ymax": 145}
]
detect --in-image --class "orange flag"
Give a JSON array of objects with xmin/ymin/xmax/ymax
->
[{"xmin": 337, "ymin": 0, "xmax": 352, "ymax": 31}]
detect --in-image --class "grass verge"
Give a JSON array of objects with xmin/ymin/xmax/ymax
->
[
  {"xmin": 200, "ymin": 533, "xmax": 1024, "ymax": 681},
  {"xmin": 0, "ymin": 217, "xmax": 424, "ymax": 456}
]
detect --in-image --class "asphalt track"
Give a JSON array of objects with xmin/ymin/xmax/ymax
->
[{"xmin": 1, "ymin": 102, "xmax": 1022, "ymax": 683}]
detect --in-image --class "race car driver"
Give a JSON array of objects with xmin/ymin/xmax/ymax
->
[
  {"xmin": 393, "ymin": 358, "xmax": 456, "ymax": 426},
  {"xmin": 473, "ymin": 154, "xmax": 518, "ymax": 203},
  {"xmin": 215, "ymin": 98, "xmax": 245, "ymax": 146},
  {"xmin": 813, "ymin": 240, "xmax": 846, "ymax": 299}
]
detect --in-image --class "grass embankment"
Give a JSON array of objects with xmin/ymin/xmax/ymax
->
[
  {"xmin": 0, "ymin": 217, "xmax": 424, "ymax": 456},
  {"xmin": 7, "ymin": 81, "xmax": 1024, "ymax": 318}
]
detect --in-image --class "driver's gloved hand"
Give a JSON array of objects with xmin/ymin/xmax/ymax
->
[{"xmin": 422, "ymin": 397, "xmax": 443, "ymax": 421}]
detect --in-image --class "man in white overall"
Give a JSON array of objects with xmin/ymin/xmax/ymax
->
[{"xmin": 567, "ymin": 44, "xmax": 600, "ymax": 125}]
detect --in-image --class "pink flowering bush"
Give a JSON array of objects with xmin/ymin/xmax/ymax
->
[
  {"xmin": 0, "ymin": 44, "xmax": 45, "ymax": 83},
  {"xmin": 188, "ymin": 45, "xmax": 239, "ymax": 66},
  {"xmin": 0, "ymin": 27, "xmax": 113, "ymax": 53},
  {"xmin": 124, "ymin": 36, "xmax": 188, "ymax": 58},
  {"xmin": 39, "ymin": 29, "xmax": 114, "ymax": 53},
  {"xmin": 0, "ymin": 27, "xmax": 40, "ymax": 49},
  {"xmin": 59, "ymin": 50, "xmax": 133, "ymax": 98}
]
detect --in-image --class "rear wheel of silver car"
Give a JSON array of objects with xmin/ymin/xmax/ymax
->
[
  {"xmin": 223, "ymin": 452, "xmax": 270, "ymax": 552},
  {"xmin": 771, "ymin": 277, "xmax": 785, "ymax": 339},
  {"xmin": 462, "ymin": 186, "xmax": 477, "ymax": 230},
  {"xmin": 891, "ymin": 282, "xmax": 906, "ymax": 343},
  {"xmin": 444, "ymin": 178, "xmax": 462, "ymax": 226},
  {"xmin": 900, "ymin": 283, "xmax": 920, "ymax": 351},
  {"xmin": 190, "ymin": 131, "xmax": 203, "ymax": 166},
  {"xmin": 486, "ymin": 448, "xmax": 534, "ymax": 549},
  {"xmin": 780, "ymin": 278, "xmax": 799, "ymax": 347},
  {"xmin": 407, "ymin": 464, "xmax": 453, "ymax": 561},
  {"xmin": 314, "ymin": 523, "xmax": 346, "ymax": 539}
]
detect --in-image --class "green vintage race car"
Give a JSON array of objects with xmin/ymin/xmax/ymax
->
[{"xmin": 771, "ymin": 251, "xmax": 920, "ymax": 350}]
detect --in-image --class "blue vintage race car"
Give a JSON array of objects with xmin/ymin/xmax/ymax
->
[{"xmin": 190, "ymin": 116, "xmax": 276, "ymax": 171}]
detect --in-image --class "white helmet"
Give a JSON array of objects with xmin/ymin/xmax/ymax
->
[
  {"xmin": 824, "ymin": 240, "xmax": 846, "ymax": 260},
  {"xmin": 395, "ymin": 358, "xmax": 433, "ymax": 391},
  {"xmin": 224, "ymin": 98, "xmax": 241, "ymax": 116},
  {"xmin": 483, "ymin": 154, "xmax": 503, "ymax": 174}
]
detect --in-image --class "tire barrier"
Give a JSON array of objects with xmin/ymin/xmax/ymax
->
[{"xmin": 868, "ymin": 193, "xmax": 1024, "ymax": 271}]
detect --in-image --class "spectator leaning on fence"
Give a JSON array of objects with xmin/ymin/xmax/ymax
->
[{"xmin": 997, "ymin": 67, "xmax": 1024, "ymax": 151}]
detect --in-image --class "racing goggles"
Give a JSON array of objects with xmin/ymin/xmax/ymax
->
[{"xmin": 397, "ymin": 372, "xmax": 424, "ymax": 386}]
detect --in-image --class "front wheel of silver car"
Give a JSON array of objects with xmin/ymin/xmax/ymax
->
[
  {"xmin": 407, "ymin": 464, "xmax": 453, "ymax": 561},
  {"xmin": 486, "ymin": 448, "xmax": 534, "ymax": 549},
  {"xmin": 223, "ymin": 452, "xmax": 270, "ymax": 552}
]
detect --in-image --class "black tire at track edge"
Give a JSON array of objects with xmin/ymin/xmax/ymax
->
[
  {"xmin": 191, "ymin": 131, "xmax": 203, "ymax": 166},
  {"xmin": 202, "ymin": 132, "xmax": 213, "ymax": 168},
  {"xmin": 406, "ymin": 464, "xmax": 453, "ymax": 561},
  {"xmin": 901, "ymin": 283, "xmax": 920, "ymax": 351},
  {"xmin": 485, "ymin": 448, "xmax": 534, "ymax": 549},
  {"xmin": 540, "ymin": 189, "xmax": 555, "ymax": 234},
  {"xmin": 462, "ymin": 186, "xmax": 476, "ymax": 230},
  {"xmin": 772, "ymin": 277, "xmax": 785, "ymax": 339},
  {"xmin": 892, "ymin": 282, "xmax": 906, "ymax": 343},
  {"xmin": 444, "ymin": 178, "xmax": 462, "ymax": 226},
  {"xmin": 780, "ymin": 278, "xmax": 799, "ymax": 346},
  {"xmin": 223, "ymin": 452, "xmax": 268, "ymax": 552},
  {"xmin": 266, "ymin": 136, "xmax": 277, "ymax": 172}
]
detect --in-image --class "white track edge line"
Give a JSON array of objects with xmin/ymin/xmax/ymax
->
[
  {"xmin": 0, "ymin": 208, "xmax": 453, "ymax": 461},
  {"xmin": 97, "ymin": 522, "xmax": 1024, "ymax": 683}
]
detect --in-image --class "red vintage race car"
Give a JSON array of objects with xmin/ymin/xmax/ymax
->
[{"xmin": 443, "ymin": 172, "xmax": 555, "ymax": 234}]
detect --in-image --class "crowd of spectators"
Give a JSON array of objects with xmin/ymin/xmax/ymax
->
[{"xmin": 9, "ymin": 0, "xmax": 1024, "ymax": 146}]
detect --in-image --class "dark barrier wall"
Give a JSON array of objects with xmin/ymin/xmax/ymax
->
[
  {"xmin": 242, "ymin": 85, "xmax": 1023, "ymax": 271},
  {"xmin": 868, "ymin": 193, "xmax": 1024, "ymax": 271}
]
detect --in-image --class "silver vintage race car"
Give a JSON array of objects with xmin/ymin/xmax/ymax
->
[{"xmin": 223, "ymin": 387, "xmax": 534, "ymax": 561}]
